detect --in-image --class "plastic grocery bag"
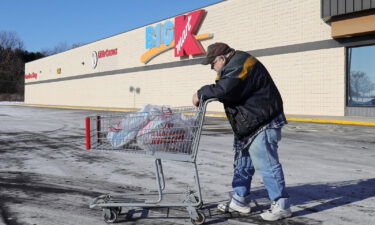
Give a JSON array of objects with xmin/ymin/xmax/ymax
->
[
  {"xmin": 136, "ymin": 112, "xmax": 196, "ymax": 154},
  {"xmin": 106, "ymin": 113, "xmax": 148, "ymax": 148},
  {"xmin": 106, "ymin": 105, "xmax": 170, "ymax": 148}
]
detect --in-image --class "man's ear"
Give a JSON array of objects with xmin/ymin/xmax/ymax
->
[{"xmin": 221, "ymin": 55, "xmax": 227, "ymax": 63}]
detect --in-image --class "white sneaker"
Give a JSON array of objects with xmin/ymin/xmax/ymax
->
[
  {"xmin": 217, "ymin": 199, "xmax": 251, "ymax": 214},
  {"xmin": 260, "ymin": 199, "xmax": 292, "ymax": 221}
]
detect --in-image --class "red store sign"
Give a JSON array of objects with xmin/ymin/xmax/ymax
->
[
  {"xmin": 98, "ymin": 48, "xmax": 118, "ymax": 58},
  {"xmin": 25, "ymin": 72, "xmax": 37, "ymax": 79},
  {"xmin": 92, "ymin": 48, "xmax": 118, "ymax": 69},
  {"xmin": 174, "ymin": 9, "xmax": 205, "ymax": 57}
]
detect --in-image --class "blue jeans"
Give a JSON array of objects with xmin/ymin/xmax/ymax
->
[{"xmin": 231, "ymin": 127, "xmax": 289, "ymax": 206}]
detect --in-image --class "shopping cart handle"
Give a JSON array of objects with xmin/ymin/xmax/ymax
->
[
  {"xmin": 204, "ymin": 98, "xmax": 218, "ymax": 103},
  {"xmin": 199, "ymin": 98, "xmax": 218, "ymax": 109}
]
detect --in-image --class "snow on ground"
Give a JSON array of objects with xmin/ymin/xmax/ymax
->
[
  {"xmin": 0, "ymin": 104, "xmax": 374, "ymax": 225},
  {"xmin": 0, "ymin": 101, "xmax": 23, "ymax": 105}
]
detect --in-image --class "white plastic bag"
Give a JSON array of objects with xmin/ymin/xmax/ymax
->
[
  {"xmin": 106, "ymin": 104, "xmax": 170, "ymax": 148},
  {"xmin": 106, "ymin": 113, "xmax": 148, "ymax": 148},
  {"xmin": 136, "ymin": 112, "xmax": 196, "ymax": 154}
]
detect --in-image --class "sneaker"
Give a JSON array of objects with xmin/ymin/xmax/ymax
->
[
  {"xmin": 217, "ymin": 199, "xmax": 251, "ymax": 214},
  {"xmin": 260, "ymin": 198, "xmax": 292, "ymax": 221}
]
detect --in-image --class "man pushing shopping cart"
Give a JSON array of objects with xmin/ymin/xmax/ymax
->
[
  {"xmin": 85, "ymin": 42, "xmax": 291, "ymax": 224},
  {"xmin": 193, "ymin": 42, "xmax": 292, "ymax": 221}
]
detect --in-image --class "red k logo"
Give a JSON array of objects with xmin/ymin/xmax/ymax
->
[{"xmin": 174, "ymin": 9, "xmax": 205, "ymax": 57}]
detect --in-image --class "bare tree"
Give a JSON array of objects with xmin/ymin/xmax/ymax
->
[
  {"xmin": 350, "ymin": 71, "xmax": 375, "ymax": 99},
  {"xmin": 41, "ymin": 42, "xmax": 70, "ymax": 56},
  {"xmin": 0, "ymin": 48, "xmax": 24, "ymax": 93},
  {"xmin": 71, "ymin": 42, "xmax": 85, "ymax": 49},
  {"xmin": 0, "ymin": 31, "xmax": 44, "ymax": 99},
  {"xmin": 0, "ymin": 31, "xmax": 25, "ymax": 95},
  {"xmin": 0, "ymin": 31, "xmax": 24, "ymax": 50},
  {"xmin": 41, "ymin": 41, "xmax": 85, "ymax": 56}
]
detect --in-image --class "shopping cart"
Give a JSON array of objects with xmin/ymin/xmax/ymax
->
[{"xmin": 85, "ymin": 98, "xmax": 217, "ymax": 224}]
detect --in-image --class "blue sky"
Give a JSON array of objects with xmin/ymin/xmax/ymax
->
[{"xmin": 0, "ymin": 0, "xmax": 223, "ymax": 52}]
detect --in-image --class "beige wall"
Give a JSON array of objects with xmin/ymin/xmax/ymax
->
[
  {"xmin": 261, "ymin": 48, "xmax": 345, "ymax": 116},
  {"xmin": 25, "ymin": 0, "xmax": 345, "ymax": 116}
]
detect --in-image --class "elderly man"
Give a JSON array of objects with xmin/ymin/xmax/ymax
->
[{"xmin": 192, "ymin": 42, "xmax": 292, "ymax": 221}]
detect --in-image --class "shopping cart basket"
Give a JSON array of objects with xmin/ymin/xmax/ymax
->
[{"xmin": 85, "ymin": 98, "xmax": 217, "ymax": 224}]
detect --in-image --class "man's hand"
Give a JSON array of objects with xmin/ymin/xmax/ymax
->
[{"xmin": 192, "ymin": 92, "xmax": 200, "ymax": 107}]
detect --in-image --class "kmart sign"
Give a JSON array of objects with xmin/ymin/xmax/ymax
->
[{"xmin": 141, "ymin": 9, "xmax": 212, "ymax": 64}]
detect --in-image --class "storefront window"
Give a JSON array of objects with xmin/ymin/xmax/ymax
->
[{"xmin": 347, "ymin": 45, "xmax": 375, "ymax": 107}]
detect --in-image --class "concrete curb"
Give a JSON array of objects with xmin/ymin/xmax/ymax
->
[{"xmin": 286, "ymin": 117, "xmax": 375, "ymax": 126}]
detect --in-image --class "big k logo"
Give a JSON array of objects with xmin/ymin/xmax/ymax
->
[
  {"xmin": 141, "ymin": 9, "xmax": 212, "ymax": 64},
  {"xmin": 174, "ymin": 9, "xmax": 205, "ymax": 57}
]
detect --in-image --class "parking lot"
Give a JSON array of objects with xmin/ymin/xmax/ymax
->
[{"xmin": 0, "ymin": 104, "xmax": 374, "ymax": 225}]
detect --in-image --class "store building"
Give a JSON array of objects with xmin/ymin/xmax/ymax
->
[{"xmin": 25, "ymin": 0, "xmax": 375, "ymax": 117}]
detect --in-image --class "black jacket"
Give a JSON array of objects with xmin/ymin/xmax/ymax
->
[{"xmin": 198, "ymin": 51, "xmax": 284, "ymax": 139}]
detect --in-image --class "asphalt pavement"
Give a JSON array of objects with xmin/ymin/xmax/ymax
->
[{"xmin": 0, "ymin": 104, "xmax": 374, "ymax": 225}]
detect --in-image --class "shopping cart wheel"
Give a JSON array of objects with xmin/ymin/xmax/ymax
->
[
  {"xmin": 113, "ymin": 207, "xmax": 122, "ymax": 214},
  {"xmin": 195, "ymin": 196, "xmax": 203, "ymax": 209},
  {"xmin": 103, "ymin": 208, "xmax": 118, "ymax": 223},
  {"xmin": 191, "ymin": 212, "xmax": 205, "ymax": 225}
]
